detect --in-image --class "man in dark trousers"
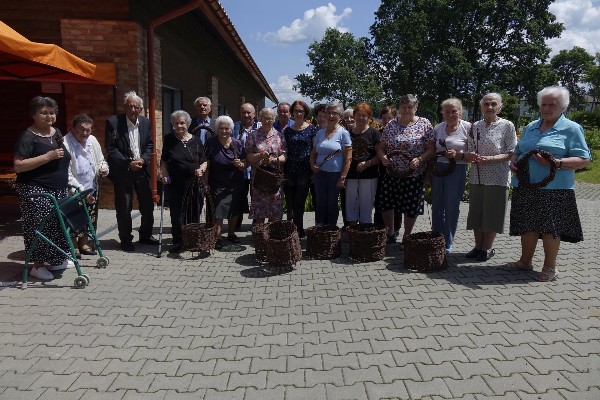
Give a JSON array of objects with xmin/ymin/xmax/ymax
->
[{"xmin": 105, "ymin": 91, "xmax": 157, "ymax": 251}]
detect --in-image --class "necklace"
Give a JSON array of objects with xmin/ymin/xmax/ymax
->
[{"xmin": 29, "ymin": 128, "xmax": 53, "ymax": 144}]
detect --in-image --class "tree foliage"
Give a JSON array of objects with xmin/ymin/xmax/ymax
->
[
  {"xmin": 369, "ymin": 0, "xmax": 563, "ymax": 117},
  {"xmin": 585, "ymin": 53, "xmax": 600, "ymax": 103},
  {"xmin": 294, "ymin": 28, "xmax": 383, "ymax": 109},
  {"xmin": 550, "ymin": 46, "xmax": 594, "ymax": 108}
]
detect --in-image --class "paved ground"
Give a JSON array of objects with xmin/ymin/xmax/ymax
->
[{"xmin": 0, "ymin": 184, "xmax": 599, "ymax": 400}]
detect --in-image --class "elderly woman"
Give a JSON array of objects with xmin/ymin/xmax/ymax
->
[
  {"xmin": 506, "ymin": 86, "xmax": 590, "ymax": 281},
  {"xmin": 246, "ymin": 108, "xmax": 287, "ymax": 224},
  {"xmin": 376, "ymin": 94, "xmax": 435, "ymax": 243},
  {"xmin": 64, "ymin": 114, "xmax": 109, "ymax": 256},
  {"xmin": 430, "ymin": 98, "xmax": 471, "ymax": 253},
  {"xmin": 160, "ymin": 110, "xmax": 208, "ymax": 254},
  {"xmin": 463, "ymin": 93, "xmax": 517, "ymax": 261},
  {"xmin": 310, "ymin": 101, "xmax": 352, "ymax": 226},
  {"xmin": 206, "ymin": 115, "xmax": 246, "ymax": 250},
  {"xmin": 345, "ymin": 102, "xmax": 380, "ymax": 224},
  {"xmin": 374, "ymin": 106, "xmax": 399, "ymax": 228},
  {"xmin": 284, "ymin": 100, "xmax": 317, "ymax": 236},
  {"xmin": 379, "ymin": 106, "xmax": 397, "ymax": 130},
  {"xmin": 341, "ymin": 108, "xmax": 356, "ymax": 131},
  {"xmin": 13, "ymin": 97, "xmax": 74, "ymax": 280}
]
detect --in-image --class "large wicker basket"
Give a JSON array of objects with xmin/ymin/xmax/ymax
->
[
  {"xmin": 253, "ymin": 164, "xmax": 284, "ymax": 195},
  {"xmin": 306, "ymin": 225, "xmax": 341, "ymax": 259},
  {"xmin": 182, "ymin": 223, "xmax": 217, "ymax": 252},
  {"xmin": 252, "ymin": 222, "xmax": 271, "ymax": 263},
  {"xmin": 266, "ymin": 220, "xmax": 302, "ymax": 267},
  {"xmin": 403, "ymin": 231, "xmax": 446, "ymax": 272},
  {"xmin": 181, "ymin": 177, "xmax": 216, "ymax": 252},
  {"xmin": 347, "ymin": 223, "xmax": 387, "ymax": 262}
]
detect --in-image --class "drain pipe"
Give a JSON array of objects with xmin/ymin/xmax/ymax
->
[{"xmin": 147, "ymin": 0, "xmax": 202, "ymax": 202}]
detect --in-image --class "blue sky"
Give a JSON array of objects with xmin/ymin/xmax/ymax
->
[{"xmin": 219, "ymin": 0, "xmax": 600, "ymax": 106}]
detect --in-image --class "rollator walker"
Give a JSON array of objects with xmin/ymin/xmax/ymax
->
[{"xmin": 22, "ymin": 187, "xmax": 109, "ymax": 289}]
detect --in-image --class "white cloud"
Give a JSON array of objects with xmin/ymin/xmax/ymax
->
[
  {"xmin": 262, "ymin": 3, "xmax": 352, "ymax": 44},
  {"xmin": 547, "ymin": 0, "xmax": 600, "ymax": 56},
  {"xmin": 267, "ymin": 75, "xmax": 314, "ymax": 107}
]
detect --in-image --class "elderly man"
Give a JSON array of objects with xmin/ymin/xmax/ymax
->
[
  {"xmin": 189, "ymin": 96, "xmax": 216, "ymax": 144},
  {"xmin": 232, "ymin": 103, "xmax": 261, "ymax": 230},
  {"xmin": 274, "ymin": 102, "xmax": 294, "ymax": 133},
  {"xmin": 105, "ymin": 91, "xmax": 157, "ymax": 251}
]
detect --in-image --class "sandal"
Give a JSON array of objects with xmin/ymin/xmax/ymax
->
[
  {"xmin": 536, "ymin": 267, "xmax": 559, "ymax": 282},
  {"xmin": 504, "ymin": 260, "xmax": 533, "ymax": 271}
]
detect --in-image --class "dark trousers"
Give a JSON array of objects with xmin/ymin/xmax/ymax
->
[
  {"xmin": 314, "ymin": 171, "xmax": 340, "ymax": 226},
  {"xmin": 235, "ymin": 179, "xmax": 250, "ymax": 230},
  {"xmin": 285, "ymin": 172, "xmax": 311, "ymax": 232},
  {"xmin": 167, "ymin": 181, "xmax": 205, "ymax": 244},
  {"xmin": 113, "ymin": 171, "xmax": 155, "ymax": 243}
]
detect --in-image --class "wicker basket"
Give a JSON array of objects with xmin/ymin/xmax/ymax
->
[
  {"xmin": 386, "ymin": 150, "xmax": 412, "ymax": 178},
  {"xmin": 429, "ymin": 151, "xmax": 456, "ymax": 177},
  {"xmin": 306, "ymin": 225, "xmax": 341, "ymax": 259},
  {"xmin": 347, "ymin": 223, "xmax": 387, "ymax": 262},
  {"xmin": 253, "ymin": 164, "xmax": 284, "ymax": 195},
  {"xmin": 403, "ymin": 231, "xmax": 446, "ymax": 272},
  {"xmin": 266, "ymin": 220, "xmax": 302, "ymax": 267},
  {"xmin": 182, "ymin": 223, "xmax": 217, "ymax": 252},
  {"xmin": 516, "ymin": 149, "xmax": 557, "ymax": 189},
  {"xmin": 252, "ymin": 222, "xmax": 271, "ymax": 263}
]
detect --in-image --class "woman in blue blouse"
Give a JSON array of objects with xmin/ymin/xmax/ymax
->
[
  {"xmin": 309, "ymin": 100, "xmax": 352, "ymax": 226},
  {"xmin": 283, "ymin": 100, "xmax": 317, "ymax": 237},
  {"xmin": 507, "ymin": 86, "xmax": 591, "ymax": 282}
]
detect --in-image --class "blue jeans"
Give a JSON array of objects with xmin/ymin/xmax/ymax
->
[
  {"xmin": 431, "ymin": 163, "xmax": 468, "ymax": 251},
  {"xmin": 313, "ymin": 171, "xmax": 340, "ymax": 226}
]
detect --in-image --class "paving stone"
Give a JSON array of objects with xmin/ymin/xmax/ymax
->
[
  {"xmin": 188, "ymin": 373, "xmax": 230, "ymax": 392},
  {"xmin": 266, "ymin": 369, "xmax": 304, "ymax": 389},
  {"xmin": 305, "ymin": 368, "xmax": 344, "ymax": 387},
  {"xmin": 482, "ymin": 374, "xmax": 535, "ymax": 396},
  {"xmin": 405, "ymin": 377, "xmax": 452, "ymax": 399}
]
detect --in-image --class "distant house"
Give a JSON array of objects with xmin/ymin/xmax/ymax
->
[{"xmin": 1, "ymin": 0, "xmax": 276, "ymax": 208}]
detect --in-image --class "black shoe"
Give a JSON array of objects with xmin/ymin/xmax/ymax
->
[
  {"xmin": 120, "ymin": 242, "xmax": 135, "ymax": 252},
  {"xmin": 298, "ymin": 229, "xmax": 306, "ymax": 238},
  {"xmin": 215, "ymin": 239, "xmax": 223, "ymax": 250},
  {"xmin": 477, "ymin": 248, "xmax": 495, "ymax": 262},
  {"xmin": 168, "ymin": 243, "xmax": 182, "ymax": 254},
  {"xmin": 386, "ymin": 234, "xmax": 397, "ymax": 244},
  {"xmin": 227, "ymin": 234, "xmax": 240, "ymax": 244},
  {"xmin": 465, "ymin": 248, "xmax": 481, "ymax": 258},
  {"xmin": 139, "ymin": 236, "xmax": 159, "ymax": 245}
]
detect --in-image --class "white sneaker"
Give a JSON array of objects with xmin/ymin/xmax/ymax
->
[
  {"xmin": 48, "ymin": 259, "xmax": 75, "ymax": 271},
  {"xmin": 30, "ymin": 266, "xmax": 54, "ymax": 280}
]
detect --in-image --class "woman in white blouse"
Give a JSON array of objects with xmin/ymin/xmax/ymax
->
[
  {"xmin": 463, "ymin": 93, "xmax": 517, "ymax": 261},
  {"xmin": 430, "ymin": 98, "xmax": 471, "ymax": 253},
  {"xmin": 63, "ymin": 114, "xmax": 109, "ymax": 256}
]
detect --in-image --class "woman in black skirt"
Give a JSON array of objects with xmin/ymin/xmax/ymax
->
[
  {"xmin": 13, "ymin": 96, "xmax": 74, "ymax": 280},
  {"xmin": 160, "ymin": 110, "xmax": 208, "ymax": 254},
  {"xmin": 507, "ymin": 86, "xmax": 591, "ymax": 282}
]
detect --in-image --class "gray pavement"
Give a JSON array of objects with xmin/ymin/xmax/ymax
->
[{"xmin": 0, "ymin": 185, "xmax": 599, "ymax": 400}]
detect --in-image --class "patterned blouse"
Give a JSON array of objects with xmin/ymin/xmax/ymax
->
[
  {"xmin": 246, "ymin": 127, "xmax": 287, "ymax": 179},
  {"xmin": 380, "ymin": 117, "xmax": 434, "ymax": 177},
  {"xmin": 283, "ymin": 124, "xmax": 317, "ymax": 175},
  {"xmin": 467, "ymin": 118, "xmax": 517, "ymax": 187}
]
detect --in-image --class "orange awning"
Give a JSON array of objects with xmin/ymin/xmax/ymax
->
[{"xmin": 0, "ymin": 20, "xmax": 115, "ymax": 85}]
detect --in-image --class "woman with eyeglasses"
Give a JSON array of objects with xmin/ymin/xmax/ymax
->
[
  {"xmin": 309, "ymin": 100, "xmax": 352, "ymax": 226},
  {"xmin": 283, "ymin": 100, "xmax": 317, "ymax": 237}
]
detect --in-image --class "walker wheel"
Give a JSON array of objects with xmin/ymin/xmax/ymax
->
[
  {"xmin": 96, "ymin": 256, "xmax": 109, "ymax": 268},
  {"xmin": 74, "ymin": 276, "xmax": 87, "ymax": 289},
  {"xmin": 82, "ymin": 274, "xmax": 90, "ymax": 285}
]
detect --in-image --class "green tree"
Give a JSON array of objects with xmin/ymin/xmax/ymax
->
[
  {"xmin": 550, "ymin": 46, "xmax": 594, "ymax": 109},
  {"xmin": 370, "ymin": 0, "xmax": 563, "ymax": 119},
  {"xmin": 585, "ymin": 53, "xmax": 600, "ymax": 104},
  {"xmin": 294, "ymin": 28, "xmax": 383, "ymax": 109}
]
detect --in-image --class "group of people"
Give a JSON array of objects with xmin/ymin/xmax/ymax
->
[{"xmin": 14, "ymin": 86, "xmax": 590, "ymax": 283}]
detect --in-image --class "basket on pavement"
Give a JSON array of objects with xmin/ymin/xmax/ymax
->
[
  {"xmin": 403, "ymin": 231, "xmax": 446, "ymax": 272},
  {"xmin": 252, "ymin": 222, "xmax": 271, "ymax": 263},
  {"xmin": 306, "ymin": 225, "xmax": 341, "ymax": 259},
  {"xmin": 182, "ymin": 223, "xmax": 217, "ymax": 252},
  {"xmin": 266, "ymin": 220, "xmax": 302, "ymax": 267},
  {"xmin": 347, "ymin": 223, "xmax": 387, "ymax": 262}
]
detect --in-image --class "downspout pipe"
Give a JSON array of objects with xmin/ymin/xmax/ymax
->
[{"xmin": 147, "ymin": 0, "xmax": 202, "ymax": 202}]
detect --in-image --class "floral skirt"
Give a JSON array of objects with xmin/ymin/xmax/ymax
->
[{"xmin": 509, "ymin": 187, "xmax": 583, "ymax": 243}]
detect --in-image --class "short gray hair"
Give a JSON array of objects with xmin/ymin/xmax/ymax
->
[
  {"xmin": 325, "ymin": 100, "xmax": 343, "ymax": 115},
  {"xmin": 440, "ymin": 98, "xmax": 463, "ymax": 113},
  {"xmin": 124, "ymin": 91, "xmax": 143, "ymax": 108},
  {"xmin": 479, "ymin": 92, "xmax": 502, "ymax": 107},
  {"xmin": 537, "ymin": 86, "xmax": 570, "ymax": 112},
  {"xmin": 399, "ymin": 94, "xmax": 419, "ymax": 107},
  {"xmin": 259, "ymin": 107, "xmax": 275, "ymax": 119},
  {"xmin": 215, "ymin": 115, "xmax": 234, "ymax": 130},
  {"xmin": 170, "ymin": 110, "xmax": 192, "ymax": 126},
  {"xmin": 194, "ymin": 96, "xmax": 212, "ymax": 107},
  {"xmin": 341, "ymin": 108, "xmax": 354, "ymax": 118}
]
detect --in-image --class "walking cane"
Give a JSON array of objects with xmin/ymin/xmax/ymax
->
[{"xmin": 157, "ymin": 183, "xmax": 166, "ymax": 258}]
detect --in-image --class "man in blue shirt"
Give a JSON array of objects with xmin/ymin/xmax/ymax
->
[
  {"xmin": 188, "ymin": 96, "xmax": 216, "ymax": 144},
  {"xmin": 273, "ymin": 102, "xmax": 294, "ymax": 133}
]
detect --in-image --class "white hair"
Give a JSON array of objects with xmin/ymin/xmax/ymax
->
[
  {"xmin": 537, "ymin": 86, "xmax": 570, "ymax": 112},
  {"xmin": 194, "ymin": 96, "xmax": 212, "ymax": 107},
  {"xmin": 479, "ymin": 92, "xmax": 502, "ymax": 107},
  {"xmin": 259, "ymin": 107, "xmax": 275, "ymax": 119},
  {"xmin": 341, "ymin": 108, "xmax": 354, "ymax": 118},
  {"xmin": 325, "ymin": 100, "xmax": 343, "ymax": 115},
  {"xmin": 170, "ymin": 110, "xmax": 192, "ymax": 126},
  {"xmin": 124, "ymin": 91, "xmax": 143, "ymax": 108},
  {"xmin": 215, "ymin": 115, "xmax": 234, "ymax": 130}
]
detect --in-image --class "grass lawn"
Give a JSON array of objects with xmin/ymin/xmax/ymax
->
[{"xmin": 575, "ymin": 149, "xmax": 600, "ymax": 184}]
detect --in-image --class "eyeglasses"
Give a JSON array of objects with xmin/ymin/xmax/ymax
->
[
  {"xmin": 327, "ymin": 112, "xmax": 340, "ymax": 116},
  {"xmin": 293, "ymin": 109, "xmax": 305, "ymax": 114},
  {"xmin": 262, "ymin": 118, "xmax": 274, "ymax": 122}
]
